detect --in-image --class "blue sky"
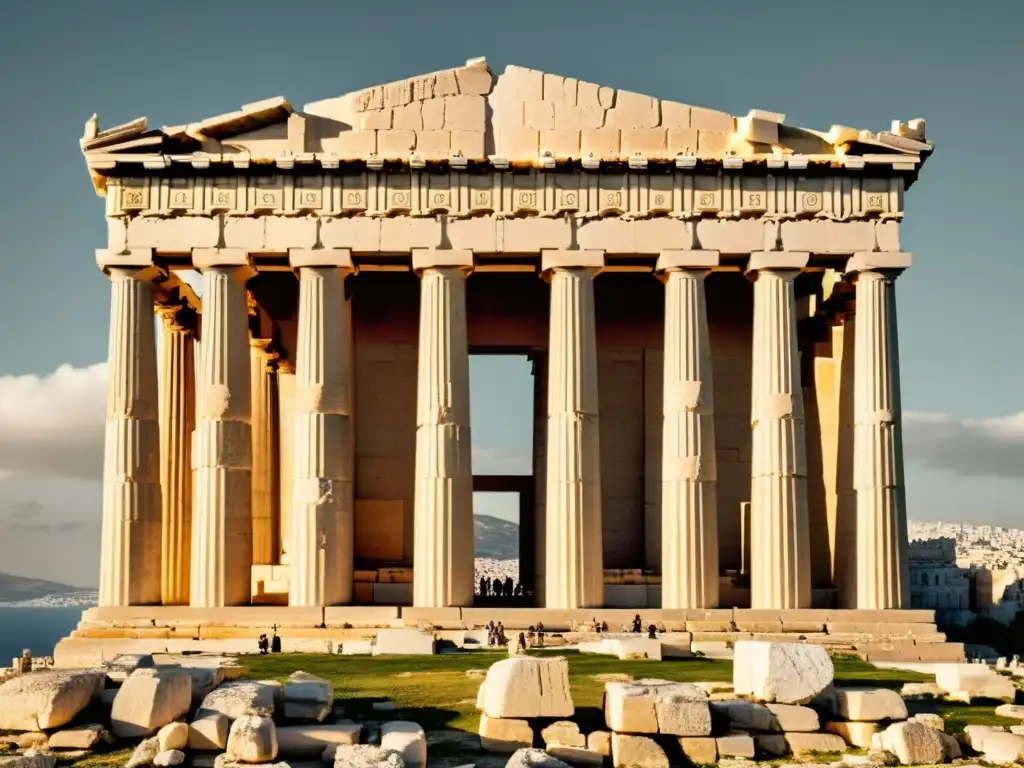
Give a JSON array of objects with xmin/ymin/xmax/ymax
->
[{"xmin": 0, "ymin": 0, "xmax": 1022, "ymax": 585}]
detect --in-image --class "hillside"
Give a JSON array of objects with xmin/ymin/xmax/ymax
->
[
  {"xmin": 0, "ymin": 572, "xmax": 86, "ymax": 602},
  {"xmin": 474, "ymin": 514, "xmax": 519, "ymax": 559}
]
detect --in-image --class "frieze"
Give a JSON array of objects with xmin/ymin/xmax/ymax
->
[{"xmin": 108, "ymin": 171, "xmax": 904, "ymax": 222}]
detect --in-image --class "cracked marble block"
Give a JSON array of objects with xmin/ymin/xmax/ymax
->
[
  {"xmin": 290, "ymin": 267, "xmax": 354, "ymax": 607},
  {"xmin": 412, "ymin": 257, "xmax": 474, "ymax": 607},
  {"xmin": 100, "ymin": 268, "xmax": 162, "ymax": 606}
]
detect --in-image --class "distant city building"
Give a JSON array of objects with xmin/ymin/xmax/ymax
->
[
  {"xmin": 909, "ymin": 521, "xmax": 1024, "ymax": 625},
  {"xmin": 908, "ymin": 537, "xmax": 969, "ymax": 610}
]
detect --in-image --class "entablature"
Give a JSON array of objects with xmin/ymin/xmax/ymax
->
[{"xmin": 104, "ymin": 169, "xmax": 905, "ymax": 222}]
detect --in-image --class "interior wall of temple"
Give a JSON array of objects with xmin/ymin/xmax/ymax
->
[
  {"xmin": 307, "ymin": 267, "xmax": 838, "ymax": 593},
  {"xmin": 351, "ymin": 272, "xmax": 419, "ymax": 567}
]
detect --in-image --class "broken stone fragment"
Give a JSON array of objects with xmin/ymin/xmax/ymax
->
[
  {"xmin": 111, "ymin": 668, "xmax": 193, "ymax": 738},
  {"xmin": 480, "ymin": 656, "xmax": 573, "ymax": 719},
  {"xmin": 0, "ymin": 670, "xmax": 105, "ymax": 731},
  {"xmin": 732, "ymin": 641, "xmax": 833, "ymax": 704},
  {"xmin": 506, "ymin": 748, "xmax": 573, "ymax": 768},
  {"xmin": 226, "ymin": 714, "xmax": 278, "ymax": 764}
]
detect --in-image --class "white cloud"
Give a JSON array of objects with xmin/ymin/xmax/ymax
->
[
  {"xmin": 3, "ymin": 361, "xmax": 1021, "ymax": 487},
  {"xmin": 471, "ymin": 446, "xmax": 532, "ymax": 475},
  {"xmin": 0, "ymin": 363, "xmax": 107, "ymax": 481},
  {"xmin": 904, "ymin": 410, "xmax": 1024, "ymax": 478}
]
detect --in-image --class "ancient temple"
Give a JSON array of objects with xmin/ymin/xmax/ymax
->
[{"xmin": 80, "ymin": 57, "xmax": 933, "ymax": 620}]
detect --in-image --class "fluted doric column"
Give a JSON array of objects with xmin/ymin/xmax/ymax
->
[
  {"xmin": 99, "ymin": 264, "xmax": 162, "ymax": 606},
  {"xmin": 290, "ymin": 249, "xmax": 355, "ymax": 606},
  {"xmin": 277, "ymin": 360, "xmax": 296, "ymax": 564},
  {"xmin": 250, "ymin": 338, "xmax": 279, "ymax": 566},
  {"xmin": 190, "ymin": 252, "xmax": 254, "ymax": 607},
  {"xmin": 412, "ymin": 249, "xmax": 474, "ymax": 607},
  {"xmin": 658, "ymin": 250, "xmax": 720, "ymax": 609},
  {"xmin": 849, "ymin": 252, "xmax": 912, "ymax": 609},
  {"xmin": 748, "ymin": 251, "xmax": 812, "ymax": 609},
  {"xmin": 543, "ymin": 250, "xmax": 604, "ymax": 609},
  {"xmin": 157, "ymin": 305, "xmax": 195, "ymax": 605}
]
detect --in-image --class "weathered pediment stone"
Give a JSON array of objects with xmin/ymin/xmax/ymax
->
[
  {"xmin": 333, "ymin": 744, "xmax": 405, "ymax": 768},
  {"xmin": 200, "ymin": 680, "xmax": 278, "ymax": 719},
  {"xmin": 111, "ymin": 668, "xmax": 192, "ymax": 739},
  {"xmin": 379, "ymin": 722, "xmax": 426, "ymax": 768},
  {"xmin": 157, "ymin": 722, "xmax": 189, "ymax": 751},
  {"xmin": 47, "ymin": 724, "xmax": 106, "ymax": 750},
  {"xmin": 732, "ymin": 641, "xmax": 833, "ymax": 704},
  {"xmin": 189, "ymin": 710, "xmax": 230, "ymax": 751},
  {"xmin": 226, "ymin": 715, "xmax": 278, "ymax": 764},
  {"xmin": 0, "ymin": 670, "xmax": 105, "ymax": 732},
  {"xmin": 611, "ymin": 733, "xmax": 669, "ymax": 768},
  {"xmin": 82, "ymin": 56, "xmax": 932, "ymax": 197},
  {"xmin": 878, "ymin": 721, "xmax": 944, "ymax": 765},
  {"xmin": 103, "ymin": 653, "xmax": 155, "ymax": 682},
  {"xmin": 604, "ymin": 679, "xmax": 710, "ymax": 736},
  {"xmin": 505, "ymin": 749, "xmax": 572, "ymax": 768},
  {"xmin": 478, "ymin": 714, "xmax": 533, "ymax": 753},
  {"xmin": 282, "ymin": 671, "xmax": 333, "ymax": 723},
  {"xmin": 833, "ymin": 688, "xmax": 908, "ymax": 722},
  {"xmin": 481, "ymin": 656, "xmax": 573, "ymax": 719},
  {"xmin": 276, "ymin": 723, "xmax": 362, "ymax": 759}
]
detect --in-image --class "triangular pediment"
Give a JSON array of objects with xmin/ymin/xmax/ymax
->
[{"xmin": 80, "ymin": 57, "xmax": 932, "ymax": 195}]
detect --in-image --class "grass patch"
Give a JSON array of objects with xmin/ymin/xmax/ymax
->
[
  {"xmin": 243, "ymin": 648, "xmax": 732, "ymax": 732},
  {"xmin": 831, "ymin": 654, "xmax": 932, "ymax": 688},
  {"xmin": 63, "ymin": 747, "xmax": 134, "ymax": 768}
]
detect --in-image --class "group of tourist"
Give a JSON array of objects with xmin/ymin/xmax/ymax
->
[
  {"xmin": 478, "ymin": 576, "xmax": 524, "ymax": 598},
  {"xmin": 257, "ymin": 627, "xmax": 282, "ymax": 655},
  {"xmin": 485, "ymin": 620, "xmax": 548, "ymax": 650}
]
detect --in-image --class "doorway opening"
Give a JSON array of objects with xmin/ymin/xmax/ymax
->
[{"xmin": 469, "ymin": 352, "xmax": 535, "ymax": 606}]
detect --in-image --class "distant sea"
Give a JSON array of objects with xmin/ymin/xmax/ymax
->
[{"xmin": 0, "ymin": 606, "xmax": 89, "ymax": 662}]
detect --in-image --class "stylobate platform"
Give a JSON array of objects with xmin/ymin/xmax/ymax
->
[{"xmin": 53, "ymin": 607, "xmax": 964, "ymax": 668}]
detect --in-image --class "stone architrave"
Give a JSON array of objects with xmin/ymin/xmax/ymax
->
[
  {"xmin": 157, "ymin": 306, "xmax": 195, "ymax": 606},
  {"xmin": 657, "ymin": 250, "xmax": 720, "ymax": 609},
  {"xmin": 190, "ymin": 256, "xmax": 254, "ymax": 608},
  {"xmin": 291, "ymin": 252, "xmax": 355, "ymax": 607},
  {"xmin": 250, "ymin": 339, "xmax": 279, "ymax": 566},
  {"xmin": 542, "ymin": 250, "xmax": 604, "ymax": 609},
  {"xmin": 747, "ymin": 252, "xmax": 812, "ymax": 610},
  {"xmin": 411, "ymin": 249, "xmax": 474, "ymax": 608},
  {"xmin": 277, "ymin": 360, "xmax": 296, "ymax": 563},
  {"xmin": 848, "ymin": 252, "xmax": 912, "ymax": 610},
  {"xmin": 100, "ymin": 266, "xmax": 162, "ymax": 606}
]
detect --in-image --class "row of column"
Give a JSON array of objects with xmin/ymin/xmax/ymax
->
[{"xmin": 98, "ymin": 248, "xmax": 910, "ymax": 610}]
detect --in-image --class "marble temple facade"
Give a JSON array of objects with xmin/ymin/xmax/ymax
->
[{"xmin": 81, "ymin": 57, "xmax": 932, "ymax": 612}]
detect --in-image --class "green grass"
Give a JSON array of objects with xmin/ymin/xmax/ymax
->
[
  {"xmin": 244, "ymin": 648, "xmax": 732, "ymax": 732},
  {"xmin": 62, "ymin": 747, "xmax": 134, "ymax": 768},
  {"xmin": 243, "ymin": 650, "xmax": 1020, "ymax": 736}
]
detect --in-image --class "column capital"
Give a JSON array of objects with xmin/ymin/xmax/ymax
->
[
  {"xmin": 412, "ymin": 248, "xmax": 473, "ymax": 276},
  {"xmin": 746, "ymin": 251, "xmax": 809, "ymax": 277},
  {"xmin": 289, "ymin": 248, "xmax": 354, "ymax": 271},
  {"xmin": 656, "ymin": 250, "xmax": 719, "ymax": 279},
  {"xmin": 250, "ymin": 337, "xmax": 280, "ymax": 370},
  {"xmin": 193, "ymin": 248, "xmax": 253, "ymax": 271},
  {"xmin": 96, "ymin": 248, "xmax": 163, "ymax": 281},
  {"xmin": 277, "ymin": 359, "xmax": 296, "ymax": 375},
  {"xmin": 156, "ymin": 303, "xmax": 189, "ymax": 331},
  {"xmin": 541, "ymin": 249, "xmax": 604, "ymax": 280},
  {"xmin": 846, "ymin": 251, "xmax": 912, "ymax": 278}
]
